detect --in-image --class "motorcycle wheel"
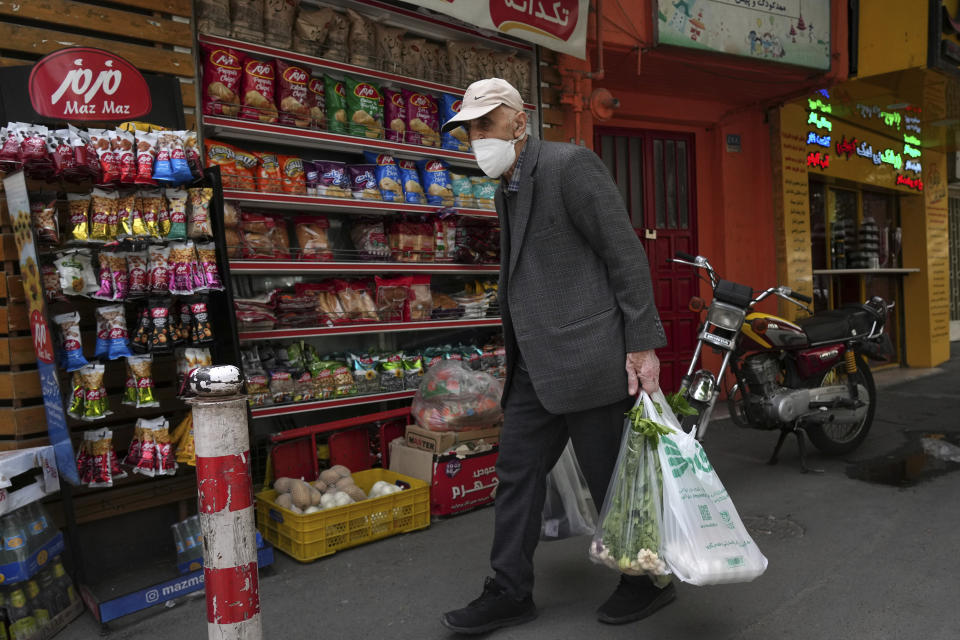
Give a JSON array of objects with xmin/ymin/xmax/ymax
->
[{"xmin": 805, "ymin": 355, "xmax": 876, "ymax": 455}]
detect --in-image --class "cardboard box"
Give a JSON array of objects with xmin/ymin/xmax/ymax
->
[
  {"xmin": 0, "ymin": 446, "xmax": 60, "ymax": 515},
  {"xmin": 389, "ymin": 439, "xmax": 499, "ymax": 516},
  {"xmin": 404, "ymin": 424, "xmax": 501, "ymax": 454}
]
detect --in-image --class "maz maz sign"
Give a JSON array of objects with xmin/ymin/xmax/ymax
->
[{"xmin": 28, "ymin": 48, "xmax": 151, "ymax": 121}]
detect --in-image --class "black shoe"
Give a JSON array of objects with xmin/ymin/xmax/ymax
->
[
  {"xmin": 441, "ymin": 577, "xmax": 538, "ymax": 635},
  {"xmin": 596, "ymin": 575, "xmax": 676, "ymax": 625}
]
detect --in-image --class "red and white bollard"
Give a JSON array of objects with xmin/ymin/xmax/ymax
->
[{"xmin": 188, "ymin": 366, "xmax": 262, "ymax": 640}]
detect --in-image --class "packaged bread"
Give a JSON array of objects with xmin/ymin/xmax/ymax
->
[
  {"xmin": 422, "ymin": 42, "xmax": 441, "ymax": 82},
  {"xmin": 294, "ymin": 216, "xmax": 333, "ymax": 261},
  {"xmin": 347, "ymin": 9, "xmax": 376, "ymax": 67},
  {"xmin": 324, "ymin": 11, "xmax": 349, "ymax": 62},
  {"xmin": 264, "ymin": 0, "xmax": 298, "ymax": 50},
  {"xmin": 402, "ymin": 38, "xmax": 427, "ymax": 78},
  {"xmin": 230, "ymin": 0, "xmax": 264, "ymax": 43},
  {"xmin": 293, "ymin": 7, "xmax": 333, "ymax": 56},
  {"xmin": 447, "ymin": 41, "xmax": 478, "ymax": 87},
  {"xmin": 375, "ymin": 23, "xmax": 405, "ymax": 73},
  {"xmin": 224, "ymin": 228, "xmax": 243, "ymax": 258},
  {"xmin": 268, "ymin": 216, "xmax": 291, "ymax": 259}
]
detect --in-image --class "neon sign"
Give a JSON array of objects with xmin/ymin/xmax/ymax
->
[
  {"xmin": 818, "ymin": 89, "xmax": 830, "ymax": 98},
  {"xmin": 896, "ymin": 174, "xmax": 923, "ymax": 191},
  {"xmin": 879, "ymin": 111, "xmax": 902, "ymax": 129},
  {"xmin": 807, "ymin": 151, "xmax": 830, "ymax": 169},
  {"xmin": 903, "ymin": 144, "xmax": 921, "ymax": 158},
  {"xmin": 878, "ymin": 149, "xmax": 903, "ymax": 170},
  {"xmin": 808, "ymin": 112, "xmax": 832, "ymax": 130},
  {"xmin": 905, "ymin": 116, "xmax": 921, "ymax": 134},
  {"xmin": 836, "ymin": 136, "xmax": 857, "ymax": 158},
  {"xmin": 905, "ymin": 160, "xmax": 922, "ymax": 173},
  {"xmin": 807, "ymin": 98, "xmax": 832, "ymax": 113},
  {"xmin": 807, "ymin": 131, "xmax": 831, "ymax": 147}
]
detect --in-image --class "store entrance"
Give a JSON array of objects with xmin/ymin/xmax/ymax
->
[{"xmin": 595, "ymin": 128, "xmax": 699, "ymax": 392}]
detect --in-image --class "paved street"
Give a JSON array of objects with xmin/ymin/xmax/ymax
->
[{"xmin": 62, "ymin": 347, "xmax": 960, "ymax": 640}]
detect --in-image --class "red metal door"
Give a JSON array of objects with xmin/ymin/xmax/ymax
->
[{"xmin": 595, "ymin": 128, "xmax": 699, "ymax": 392}]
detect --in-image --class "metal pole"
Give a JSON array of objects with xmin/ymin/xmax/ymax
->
[{"xmin": 187, "ymin": 366, "xmax": 262, "ymax": 640}]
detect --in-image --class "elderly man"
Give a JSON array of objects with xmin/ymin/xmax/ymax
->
[{"xmin": 438, "ymin": 78, "xmax": 674, "ymax": 635}]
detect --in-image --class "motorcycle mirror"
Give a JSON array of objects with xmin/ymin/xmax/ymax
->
[{"xmin": 688, "ymin": 296, "xmax": 705, "ymax": 312}]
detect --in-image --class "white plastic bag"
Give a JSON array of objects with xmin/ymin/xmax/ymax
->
[
  {"xmin": 652, "ymin": 390, "xmax": 768, "ymax": 585},
  {"xmin": 541, "ymin": 440, "xmax": 597, "ymax": 540}
]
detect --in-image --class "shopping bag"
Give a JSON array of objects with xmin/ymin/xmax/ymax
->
[
  {"xmin": 587, "ymin": 392, "xmax": 672, "ymax": 577},
  {"xmin": 541, "ymin": 439, "xmax": 597, "ymax": 540},
  {"xmin": 652, "ymin": 390, "xmax": 768, "ymax": 586}
]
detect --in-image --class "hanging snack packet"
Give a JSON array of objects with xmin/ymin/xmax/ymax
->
[
  {"xmin": 99, "ymin": 304, "xmax": 133, "ymax": 360},
  {"xmin": 55, "ymin": 250, "xmax": 98, "ymax": 296},
  {"xmin": 344, "ymin": 76, "xmax": 384, "ymax": 139},
  {"xmin": 88, "ymin": 189, "xmax": 117, "ymax": 242},
  {"xmin": 384, "ymin": 89, "xmax": 406, "ymax": 143},
  {"xmin": 93, "ymin": 252, "xmax": 114, "ymax": 300},
  {"xmin": 140, "ymin": 188, "xmax": 164, "ymax": 239},
  {"xmin": 127, "ymin": 251, "xmax": 148, "ymax": 297},
  {"xmin": 379, "ymin": 352, "xmax": 405, "ymax": 392},
  {"xmin": 173, "ymin": 300, "xmax": 189, "ymax": 344},
  {"xmin": 132, "ymin": 305, "xmax": 151, "ymax": 353},
  {"xmin": 403, "ymin": 89, "xmax": 440, "ymax": 147},
  {"xmin": 124, "ymin": 422, "xmax": 142, "ymax": 467},
  {"xmin": 109, "ymin": 253, "xmax": 129, "ymax": 300},
  {"xmin": 187, "ymin": 187, "xmax": 214, "ymax": 238},
  {"xmin": 168, "ymin": 241, "xmax": 197, "ymax": 295},
  {"xmin": 152, "ymin": 131, "xmax": 174, "ymax": 183},
  {"xmin": 134, "ymin": 130, "xmax": 158, "ymax": 185},
  {"xmin": 54, "ymin": 311, "xmax": 89, "ymax": 372},
  {"xmin": 276, "ymin": 60, "xmax": 311, "ymax": 127},
  {"xmin": 67, "ymin": 372, "xmax": 85, "ymax": 419},
  {"xmin": 89, "ymin": 128, "xmax": 120, "ymax": 184},
  {"xmin": 324, "ymin": 76, "xmax": 348, "ymax": 135},
  {"xmin": 190, "ymin": 297, "xmax": 214, "ymax": 344},
  {"xmin": 88, "ymin": 429, "xmax": 114, "ymax": 488},
  {"xmin": 157, "ymin": 193, "xmax": 171, "ymax": 237},
  {"xmin": 107, "ymin": 429, "xmax": 126, "ymax": 481},
  {"xmin": 168, "ymin": 131, "xmax": 193, "ymax": 184},
  {"xmin": 315, "ymin": 161, "xmax": 350, "ymax": 198},
  {"xmin": 116, "ymin": 192, "xmax": 134, "ymax": 238},
  {"xmin": 361, "ymin": 151, "xmax": 403, "ymax": 202},
  {"xmin": 67, "ymin": 193, "xmax": 91, "ymax": 243},
  {"xmin": 42, "ymin": 263, "xmax": 66, "ymax": 303},
  {"xmin": 184, "ymin": 130, "xmax": 202, "ymax": 179},
  {"xmin": 155, "ymin": 419, "xmax": 177, "ymax": 476},
  {"xmin": 166, "ymin": 188, "xmax": 188, "ymax": 239},
  {"xmin": 123, "ymin": 357, "xmax": 137, "ymax": 406},
  {"xmin": 129, "ymin": 355, "xmax": 159, "ymax": 408},
  {"xmin": 112, "ymin": 128, "xmax": 137, "ymax": 184},
  {"xmin": 149, "ymin": 245, "xmax": 171, "ymax": 294},
  {"xmin": 439, "ymin": 93, "xmax": 471, "ymax": 152},
  {"xmin": 279, "ymin": 155, "xmax": 307, "ymax": 194},
  {"xmin": 348, "ymin": 164, "xmax": 381, "ymax": 200},
  {"xmin": 196, "ymin": 243, "xmax": 224, "ymax": 291},
  {"xmin": 395, "ymin": 159, "xmax": 425, "ymax": 204},
  {"xmin": 31, "ymin": 193, "xmax": 59, "ymax": 245},
  {"xmin": 134, "ymin": 420, "xmax": 158, "ymax": 477},
  {"xmin": 149, "ymin": 300, "xmax": 173, "ymax": 352},
  {"xmin": 239, "ymin": 58, "xmax": 278, "ymax": 123},
  {"xmin": 416, "ymin": 159, "xmax": 454, "ymax": 206},
  {"xmin": 80, "ymin": 364, "xmax": 108, "ymax": 421}
]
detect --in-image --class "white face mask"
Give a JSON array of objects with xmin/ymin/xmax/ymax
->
[{"xmin": 472, "ymin": 136, "xmax": 524, "ymax": 178}]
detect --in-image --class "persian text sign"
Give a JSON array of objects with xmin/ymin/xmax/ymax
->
[
  {"xmin": 28, "ymin": 48, "xmax": 151, "ymax": 121},
  {"xmin": 658, "ymin": 0, "xmax": 831, "ymax": 70},
  {"xmin": 404, "ymin": 0, "xmax": 589, "ymax": 59}
]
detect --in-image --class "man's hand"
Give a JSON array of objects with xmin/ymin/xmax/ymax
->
[{"xmin": 626, "ymin": 350, "xmax": 660, "ymax": 396}]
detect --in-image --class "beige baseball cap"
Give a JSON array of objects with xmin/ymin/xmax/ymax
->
[{"xmin": 440, "ymin": 78, "xmax": 524, "ymax": 134}]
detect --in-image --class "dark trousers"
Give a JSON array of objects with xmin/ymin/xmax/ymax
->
[{"xmin": 490, "ymin": 364, "xmax": 633, "ymax": 599}]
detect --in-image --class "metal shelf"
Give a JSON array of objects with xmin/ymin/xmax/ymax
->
[
  {"xmin": 250, "ymin": 390, "xmax": 417, "ymax": 419},
  {"xmin": 202, "ymin": 116, "xmax": 480, "ymax": 169},
  {"xmin": 238, "ymin": 317, "xmax": 502, "ymax": 341},
  {"xmin": 221, "ymin": 189, "xmax": 497, "ymax": 219},
  {"xmin": 228, "ymin": 260, "xmax": 499, "ymax": 274},
  {"xmin": 812, "ymin": 268, "xmax": 920, "ymax": 275},
  {"xmin": 197, "ymin": 33, "xmax": 537, "ymax": 112}
]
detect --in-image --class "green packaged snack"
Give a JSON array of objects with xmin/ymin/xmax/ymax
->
[
  {"xmin": 379, "ymin": 352, "xmax": 405, "ymax": 392},
  {"xmin": 402, "ymin": 354, "xmax": 424, "ymax": 391},
  {"xmin": 344, "ymin": 75, "xmax": 384, "ymax": 139},
  {"xmin": 324, "ymin": 76, "xmax": 348, "ymax": 135}
]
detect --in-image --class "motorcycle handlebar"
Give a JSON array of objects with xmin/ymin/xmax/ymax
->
[
  {"xmin": 675, "ymin": 251, "xmax": 697, "ymax": 262},
  {"xmin": 789, "ymin": 290, "xmax": 813, "ymax": 304}
]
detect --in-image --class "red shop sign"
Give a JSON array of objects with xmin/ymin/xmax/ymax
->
[
  {"xmin": 28, "ymin": 48, "xmax": 151, "ymax": 121},
  {"xmin": 489, "ymin": 0, "xmax": 579, "ymax": 43}
]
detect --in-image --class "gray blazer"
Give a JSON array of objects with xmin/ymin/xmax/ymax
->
[{"xmin": 497, "ymin": 136, "xmax": 666, "ymax": 414}]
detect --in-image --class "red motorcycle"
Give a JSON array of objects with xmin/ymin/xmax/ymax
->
[{"xmin": 672, "ymin": 252, "xmax": 894, "ymax": 472}]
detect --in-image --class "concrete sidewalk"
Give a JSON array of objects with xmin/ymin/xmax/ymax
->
[{"xmin": 61, "ymin": 346, "xmax": 960, "ymax": 640}]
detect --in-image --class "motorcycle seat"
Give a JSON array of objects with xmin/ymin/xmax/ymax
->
[{"xmin": 797, "ymin": 305, "xmax": 879, "ymax": 344}]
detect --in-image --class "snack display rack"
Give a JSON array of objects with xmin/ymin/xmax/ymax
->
[{"xmin": 196, "ymin": 0, "xmax": 541, "ymax": 447}]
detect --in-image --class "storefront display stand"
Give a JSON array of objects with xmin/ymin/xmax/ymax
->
[
  {"xmin": 202, "ymin": 116, "xmax": 480, "ymax": 169},
  {"xmin": 251, "ymin": 392, "xmax": 415, "ymax": 420},
  {"xmin": 239, "ymin": 317, "xmax": 502, "ymax": 341},
  {"xmin": 221, "ymin": 189, "xmax": 498, "ymax": 218},
  {"xmin": 79, "ymin": 544, "xmax": 274, "ymax": 627},
  {"xmin": 229, "ymin": 260, "xmax": 499, "ymax": 274}
]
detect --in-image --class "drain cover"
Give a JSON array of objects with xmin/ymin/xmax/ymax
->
[
  {"xmin": 742, "ymin": 515, "xmax": 804, "ymax": 540},
  {"xmin": 846, "ymin": 431, "xmax": 960, "ymax": 487}
]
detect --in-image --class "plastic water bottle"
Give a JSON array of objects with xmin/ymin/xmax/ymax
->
[
  {"xmin": 51, "ymin": 558, "xmax": 77, "ymax": 605},
  {"xmin": 0, "ymin": 512, "xmax": 29, "ymax": 567},
  {"xmin": 22, "ymin": 504, "xmax": 54, "ymax": 553},
  {"xmin": 6, "ymin": 588, "xmax": 35, "ymax": 640},
  {"xmin": 187, "ymin": 516, "xmax": 204, "ymax": 551}
]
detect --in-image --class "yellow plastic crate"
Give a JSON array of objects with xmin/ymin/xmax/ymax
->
[{"xmin": 255, "ymin": 468, "xmax": 430, "ymax": 562}]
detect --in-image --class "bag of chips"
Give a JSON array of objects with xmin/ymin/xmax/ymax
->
[
  {"xmin": 98, "ymin": 304, "xmax": 133, "ymax": 360},
  {"xmin": 417, "ymin": 158, "xmax": 454, "ymax": 206},
  {"xmin": 362, "ymin": 152, "xmax": 403, "ymax": 202},
  {"xmin": 396, "ymin": 159, "xmax": 425, "ymax": 205},
  {"xmin": 279, "ymin": 155, "xmax": 307, "ymax": 194},
  {"xmin": 166, "ymin": 188, "xmax": 188, "ymax": 239},
  {"xmin": 55, "ymin": 250, "xmax": 98, "ymax": 295},
  {"xmin": 276, "ymin": 60, "xmax": 311, "ymax": 127},
  {"xmin": 188, "ymin": 187, "xmax": 214, "ymax": 238},
  {"xmin": 348, "ymin": 164, "xmax": 381, "ymax": 200},
  {"xmin": 403, "ymin": 89, "xmax": 440, "ymax": 147},
  {"xmin": 325, "ymin": 76, "xmax": 348, "ymax": 135},
  {"xmin": 201, "ymin": 44, "xmax": 243, "ymax": 117},
  {"xmin": 314, "ymin": 161, "xmax": 351, "ymax": 198},
  {"xmin": 54, "ymin": 311, "xmax": 89, "ymax": 372},
  {"xmin": 344, "ymin": 76, "xmax": 384, "ymax": 139},
  {"xmin": 384, "ymin": 89, "xmax": 406, "ymax": 143},
  {"xmin": 149, "ymin": 245, "xmax": 171, "ymax": 294},
  {"xmin": 439, "ymin": 93, "xmax": 471, "ymax": 152},
  {"xmin": 240, "ymin": 58, "xmax": 278, "ymax": 123}
]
